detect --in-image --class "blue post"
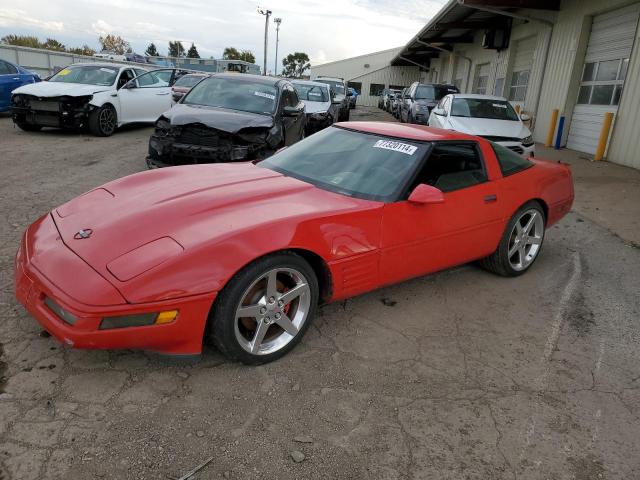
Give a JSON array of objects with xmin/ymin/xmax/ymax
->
[{"xmin": 554, "ymin": 116, "xmax": 565, "ymax": 150}]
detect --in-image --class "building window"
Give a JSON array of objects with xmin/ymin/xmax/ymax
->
[
  {"xmin": 472, "ymin": 64, "xmax": 489, "ymax": 94},
  {"xmin": 494, "ymin": 77, "xmax": 505, "ymax": 96},
  {"xmin": 348, "ymin": 82, "xmax": 362, "ymax": 94},
  {"xmin": 453, "ymin": 78, "xmax": 463, "ymax": 90},
  {"xmin": 369, "ymin": 83, "xmax": 385, "ymax": 96},
  {"xmin": 576, "ymin": 58, "xmax": 628, "ymax": 105},
  {"xmin": 509, "ymin": 70, "xmax": 530, "ymax": 102}
]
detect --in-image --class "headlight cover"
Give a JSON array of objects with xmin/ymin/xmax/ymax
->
[{"xmin": 521, "ymin": 135, "xmax": 534, "ymax": 146}]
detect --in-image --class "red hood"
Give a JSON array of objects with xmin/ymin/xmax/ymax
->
[{"xmin": 51, "ymin": 162, "xmax": 379, "ymax": 298}]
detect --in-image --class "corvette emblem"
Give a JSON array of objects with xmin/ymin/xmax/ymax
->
[{"xmin": 74, "ymin": 229, "xmax": 93, "ymax": 240}]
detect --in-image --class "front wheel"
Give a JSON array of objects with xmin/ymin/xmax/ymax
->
[
  {"xmin": 479, "ymin": 202, "xmax": 546, "ymax": 277},
  {"xmin": 209, "ymin": 253, "xmax": 319, "ymax": 364},
  {"xmin": 89, "ymin": 104, "xmax": 117, "ymax": 137}
]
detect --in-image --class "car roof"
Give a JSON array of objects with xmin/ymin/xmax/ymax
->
[
  {"xmin": 451, "ymin": 93, "xmax": 508, "ymax": 101},
  {"xmin": 291, "ymin": 79, "xmax": 330, "ymax": 89},
  {"xmin": 336, "ymin": 122, "xmax": 482, "ymax": 142},
  {"xmin": 69, "ymin": 62, "xmax": 126, "ymax": 69}
]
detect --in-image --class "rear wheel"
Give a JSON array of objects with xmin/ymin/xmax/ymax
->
[
  {"xmin": 89, "ymin": 104, "xmax": 117, "ymax": 137},
  {"xmin": 479, "ymin": 202, "xmax": 546, "ymax": 277},
  {"xmin": 209, "ymin": 253, "xmax": 319, "ymax": 364}
]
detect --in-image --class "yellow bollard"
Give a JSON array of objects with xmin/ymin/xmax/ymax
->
[
  {"xmin": 515, "ymin": 104, "xmax": 521, "ymax": 114},
  {"xmin": 594, "ymin": 112, "xmax": 614, "ymax": 161},
  {"xmin": 546, "ymin": 109, "xmax": 559, "ymax": 147}
]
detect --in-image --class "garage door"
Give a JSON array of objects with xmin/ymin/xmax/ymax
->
[
  {"xmin": 567, "ymin": 4, "xmax": 640, "ymax": 154},
  {"xmin": 508, "ymin": 36, "xmax": 537, "ymax": 103}
]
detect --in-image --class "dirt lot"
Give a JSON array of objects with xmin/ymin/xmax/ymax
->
[{"xmin": 1, "ymin": 108, "xmax": 639, "ymax": 480}]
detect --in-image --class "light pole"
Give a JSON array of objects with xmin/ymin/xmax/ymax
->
[
  {"xmin": 274, "ymin": 18, "xmax": 282, "ymax": 76},
  {"xmin": 258, "ymin": 7, "xmax": 272, "ymax": 75}
]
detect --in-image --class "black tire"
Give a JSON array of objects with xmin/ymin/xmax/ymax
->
[
  {"xmin": 209, "ymin": 252, "xmax": 319, "ymax": 365},
  {"xmin": 15, "ymin": 121, "xmax": 42, "ymax": 132},
  {"xmin": 479, "ymin": 201, "xmax": 546, "ymax": 277},
  {"xmin": 88, "ymin": 104, "xmax": 117, "ymax": 137},
  {"xmin": 344, "ymin": 108, "xmax": 350, "ymax": 121}
]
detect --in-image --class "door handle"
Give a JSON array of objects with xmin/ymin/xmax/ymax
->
[{"xmin": 484, "ymin": 194, "xmax": 498, "ymax": 203}]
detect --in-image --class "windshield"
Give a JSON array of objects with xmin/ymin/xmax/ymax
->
[
  {"xmin": 259, "ymin": 127, "xmax": 429, "ymax": 202},
  {"xmin": 175, "ymin": 75, "xmax": 206, "ymax": 88},
  {"xmin": 316, "ymin": 79, "xmax": 345, "ymax": 95},
  {"xmin": 293, "ymin": 83, "xmax": 329, "ymax": 102},
  {"xmin": 49, "ymin": 65, "xmax": 118, "ymax": 86},
  {"xmin": 182, "ymin": 77, "xmax": 278, "ymax": 115},
  {"xmin": 415, "ymin": 85, "xmax": 453, "ymax": 100},
  {"xmin": 451, "ymin": 98, "xmax": 519, "ymax": 121}
]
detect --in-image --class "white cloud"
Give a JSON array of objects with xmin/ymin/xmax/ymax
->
[
  {"xmin": 91, "ymin": 19, "xmax": 115, "ymax": 37},
  {"xmin": 0, "ymin": 8, "xmax": 64, "ymax": 32}
]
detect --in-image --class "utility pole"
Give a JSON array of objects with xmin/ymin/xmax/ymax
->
[
  {"xmin": 274, "ymin": 18, "xmax": 282, "ymax": 76},
  {"xmin": 258, "ymin": 7, "xmax": 272, "ymax": 75}
]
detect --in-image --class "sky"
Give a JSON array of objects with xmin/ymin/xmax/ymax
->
[{"xmin": 0, "ymin": 0, "xmax": 447, "ymax": 72}]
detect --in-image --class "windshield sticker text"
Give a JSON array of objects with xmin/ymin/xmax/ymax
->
[
  {"xmin": 254, "ymin": 91, "xmax": 275, "ymax": 100},
  {"xmin": 373, "ymin": 140, "xmax": 418, "ymax": 156},
  {"xmin": 309, "ymin": 92, "xmax": 322, "ymax": 96},
  {"xmin": 492, "ymin": 103, "xmax": 507, "ymax": 108},
  {"xmin": 100, "ymin": 68, "xmax": 116, "ymax": 73},
  {"xmin": 58, "ymin": 69, "xmax": 71, "ymax": 76}
]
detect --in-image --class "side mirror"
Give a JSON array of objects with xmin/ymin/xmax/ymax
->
[
  {"xmin": 432, "ymin": 107, "xmax": 446, "ymax": 116},
  {"xmin": 408, "ymin": 184, "xmax": 445, "ymax": 205},
  {"xmin": 520, "ymin": 113, "xmax": 531, "ymax": 121},
  {"xmin": 283, "ymin": 105, "xmax": 303, "ymax": 117}
]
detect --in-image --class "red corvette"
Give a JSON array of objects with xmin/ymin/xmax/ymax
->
[{"xmin": 15, "ymin": 123, "xmax": 573, "ymax": 364}]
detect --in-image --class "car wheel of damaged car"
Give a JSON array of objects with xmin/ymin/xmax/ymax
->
[
  {"xmin": 89, "ymin": 104, "xmax": 117, "ymax": 137},
  {"xmin": 210, "ymin": 253, "xmax": 318, "ymax": 364},
  {"xmin": 480, "ymin": 201, "xmax": 546, "ymax": 277}
]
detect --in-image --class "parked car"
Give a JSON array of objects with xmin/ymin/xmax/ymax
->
[
  {"xmin": 428, "ymin": 94, "xmax": 535, "ymax": 157},
  {"xmin": 348, "ymin": 87, "xmax": 358, "ymax": 109},
  {"xmin": 125, "ymin": 53, "xmax": 148, "ymax": 64},
  {"xmin": 292, "ymin": 80, "xmax": 338, "ymax": 134},
  {"xmin": 93, "ymin": 51, "xmax": 127, "ymax": 62},
  {"xmin": 15, "ymin": 123, "xmax": 574, "ymax": 364},
  {"xmin": 0, "ymin": 59, "xmax": 40, "ymax": 112},
  {"xmin": 400, "ymin": 82, "xmax": 459, "ymax": 124},
  {"xmin": 147, "ymin": 73, "xmax": 306, "ymax": 168},
  {"xmin": 384, "ymin": 89, "xmax": 402, "ymax": 112},
  {"xmin": 171, "ymin": 73, "xmax": 208, "ymax": 103},
  {"xmin": 314, "ymin": 76, "xmax": 351, "ymax": 121},
  {"xmin": 390, "ymin": 90, "xmax": 404, "ymax": 118},
  {"xmin": 10, "ymin": 65, "xmax": 190, "ymax": 136},
  {"xmin": 377, "ymin": 89, "xmax": 387, "ymax": 109}
]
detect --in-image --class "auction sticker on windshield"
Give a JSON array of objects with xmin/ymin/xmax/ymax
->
[
  {"xmin": 373, "ymin": 140, "xmax": 417, "ymax": 155},
  {"xmin": 254, "ymin": 91, "xmax": 275, "ymax": 100}
]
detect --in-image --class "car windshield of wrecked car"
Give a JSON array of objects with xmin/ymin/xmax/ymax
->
[
  {"xmin": 315, "ymin": 79, "xmax": 345, "ymax": 95},
  {"xmin": 182, "ymin": 77, "xmax": 278, "ymax": 115},
  {"xmin": 48, "ymin": 65, "xmax": 118, "ymax": 86},
  {"xmin": 451, "ymin": 98, "xmax": 519, "ymax": 121},
  {"xmin": 259, "ymin": 127, "xmax": 429, "ymax": 202},
  {"xmin": 293, "ymin": 84, "xmax": 329, "ymax": 102}
]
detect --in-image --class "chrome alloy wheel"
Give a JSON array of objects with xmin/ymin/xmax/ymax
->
[
  {"xmin": 234, "ymin": 268, "xmax": 311, "ymax": 355},
  {"xmin": 508, "ymin": 208, "xmax": 544, "ymax": 271},
  {"xmin": 99, "ymin": 107, "xmax": 116, "ymax": 134}
]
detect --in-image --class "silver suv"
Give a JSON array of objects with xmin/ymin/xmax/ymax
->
[
  {"xmin": 400, "ymin": 82, "xmax": 459, "ymax": 124},
  {"xmin": 314, "ymin": 77, "xmax": 351, "ymax": 121}
]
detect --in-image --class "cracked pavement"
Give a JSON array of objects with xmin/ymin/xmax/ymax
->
[{"xmin": 1, "ymin": 109, "xmax": 639, "ymax": 479}]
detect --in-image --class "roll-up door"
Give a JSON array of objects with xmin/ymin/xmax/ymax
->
[{"xmin": 508, "ymin": 36, "xmax": 536, "ymax": 103}]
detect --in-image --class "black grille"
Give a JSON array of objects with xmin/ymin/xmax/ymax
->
[
  {"xmin": 177, "ymin": 125, "xmax": 235, "ymax": 148},
  {"xmin": 481, "ymin": 135, "xmax": 522, "ymax": 142},
  {"xmin": 507, "ymin": 146, "xmax": 524, "ymax": 155}
]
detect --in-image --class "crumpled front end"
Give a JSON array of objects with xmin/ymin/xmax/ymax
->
[
  {"xmin": 147, "ymin": 118, "xmax": 282, "ymax": 168},
  {"xmin": 11, "ymin": 94, "xmax": 94, "ymax": 129}
]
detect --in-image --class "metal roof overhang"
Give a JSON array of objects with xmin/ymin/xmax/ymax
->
[{"xmin": 391, "ymin": 0, "xmax": 560, "ymax": 68}]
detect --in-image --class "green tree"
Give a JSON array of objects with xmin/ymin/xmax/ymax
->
[
  {"xmin": 68, "ymin": 44, "xmax": 96, "ymax": 56},
  {"xmin": 186, "ymin": 43, "xmax": 200, "ymax": 58},
  {"xmin": 223, "ymin": 47, "xmax": 255, "ymax": 64},
  {"xmin": 98, "ymin": 34, "xmax": 130, "ymax": 55},
  {"xmin": 1, "ymin": 35, "xmax": 41, "ymax": 49},
  {"xmin": 168, "ymin": 41, "xmax": 185, "ymax": 57},
  {"xmin": 282, "ymin": 52, "xmax": 311, "ymax": 78},
  {"xmin": 42, "ymin": 38, "xmax": 66, "ymax": 52},
  {"xmin": 145, "ymin": 42, "xmax": 159, "ymax": 57}
]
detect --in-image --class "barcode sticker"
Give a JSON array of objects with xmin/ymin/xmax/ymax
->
[
  {"xmin": 254, "ymin": 91, "xmax": 275, "ymax": 100},
  {"xmin": 373, "ymin": 140, "xmax": 417, "ymax": 155}
]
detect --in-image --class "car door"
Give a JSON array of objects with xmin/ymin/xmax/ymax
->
[
  {"xmin": 428, "ymin": 95, "xmax": 447, "ymax": 127},
  {"xmin": 0, "ymin": 60, "xmax": 25, "ymax": 111},
  {"xmin": 280, "ymin": 84, "xmax": 305, "ymax": 145},
  {"xmin": 117, "ymin": 69, "xmax": 174, "ymax": 123},
  {"xmin": 379, "ymin": 140, "xmax": 505, "ymax": 286}
]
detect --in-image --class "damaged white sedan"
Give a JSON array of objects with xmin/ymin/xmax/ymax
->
[{"xmin": 10, "ymin": 64, "xmax": 185, "ymax": 136}]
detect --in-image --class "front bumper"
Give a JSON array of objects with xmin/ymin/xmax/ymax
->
[
  {"xmin": 15, "ymin": 222, "xmax": 215, "ymax": 355},
  {"xmin": 11, "ymin": 96, "xmax": 92, "ymax": 129}
]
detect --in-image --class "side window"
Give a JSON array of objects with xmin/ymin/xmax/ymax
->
[
  {"xmin": 117, "ymin": 69, "xmax": 134, "ymax": 89},
  {"xmin": 134, "ymin": 70, "xmax": 170, "ymax": 88},
  {"xmin": 134, "ymin": 68, "xmax": 147, "ymax": 78},
  {"xmin": 0, "ymin": 60, "xmax": 18, "ymax": 75},
  {"xmin": 411, "ymin": 142, "xmax": 487, "ymax": 193},
  {"xmin": 491, "ymin": 142, "xmax": 533, "ymax": 176}
]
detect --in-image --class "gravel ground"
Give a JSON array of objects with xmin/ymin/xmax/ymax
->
[{"xmin": 1, "ymin": 108, "xmax": 639, "ymax": 480}]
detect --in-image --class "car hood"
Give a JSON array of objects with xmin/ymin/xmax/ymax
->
[
  {"xmin": 163, "ymin": 104, "xmax": 274, "ymax": 133},
  {"xmin": 51, "ymin": 163, "xmax": 377, "ymax": 298},
  {"xmin": 447, "ymin": 116, "xmax": 530, "ymax": 139},
  {"xmin": 304, "ymin": 100, "xmax": 331, "ymax": 114},
  {"xmin": 12, "ymin": 81, "xmax": 113, "ymax": 97}
]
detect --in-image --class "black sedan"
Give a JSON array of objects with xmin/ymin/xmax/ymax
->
[{"xmin": 147, "ymin": 74, "xmax": 306, "ymax": 168}]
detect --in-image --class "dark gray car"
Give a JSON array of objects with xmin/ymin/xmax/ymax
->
[
  {"xmin": 400, "ymin": 82, "xmax": 459, "ymax": 124},
  {"xmin": 313, "ymin": 77, "xmax": 351, "ymax": 121}
]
